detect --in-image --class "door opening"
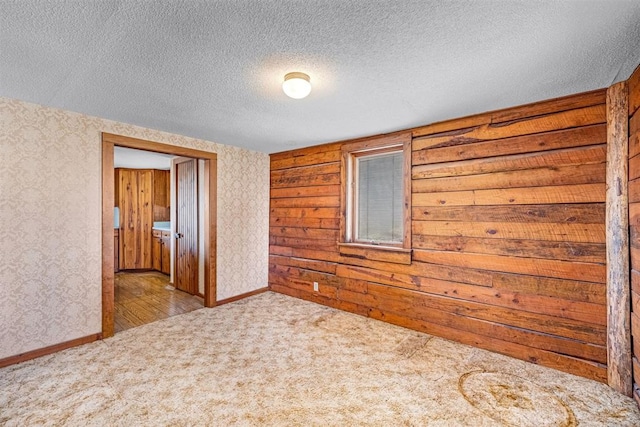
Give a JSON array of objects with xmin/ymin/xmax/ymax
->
[
  {"xmin": 101, "ymin": 133, "xmax": 217, "ymax": 339},
  {"xmin": 112, "ymin": 149, "xmax": 202, "ymax": 333}
]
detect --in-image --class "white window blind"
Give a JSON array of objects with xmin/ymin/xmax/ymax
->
[{"xmin": 356, "ymin": 151, "xmax": 403, "ymax": 243}]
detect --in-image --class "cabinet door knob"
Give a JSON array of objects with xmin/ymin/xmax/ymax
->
[{"xmin": 175, "ymin": 233, "xmax": 183, "ymax": 239}]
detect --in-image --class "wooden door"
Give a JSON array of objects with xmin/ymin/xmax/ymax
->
[
  {"xmin": 174, "ymin": 159, "xmax": 198, "ymax": 294},
  {"xmin": 117, "ymin": 169, "xmax": 153, "ymax": 270}
]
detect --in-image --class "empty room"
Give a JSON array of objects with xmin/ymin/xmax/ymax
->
[{"xmin": 2, "ymin": 1, "xmax": 640, "ymax": 425}]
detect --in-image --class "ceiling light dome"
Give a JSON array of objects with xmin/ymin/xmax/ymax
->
[{"xmin": 282, "ymin": 72, "xmax": 311, "ymax": 99}]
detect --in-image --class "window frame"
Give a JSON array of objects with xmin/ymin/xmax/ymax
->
[{"xmin": 339, "ymin": 132, "xmax": 412, "ymax": 261}]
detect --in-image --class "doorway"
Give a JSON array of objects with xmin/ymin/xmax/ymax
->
[
  {"xmin": 112, "ymin": 150, "xmax": 201, "ymax": 333},
  {"xmin": 101, "ymin": 133, "xmax": 217, "ymax": 339}
]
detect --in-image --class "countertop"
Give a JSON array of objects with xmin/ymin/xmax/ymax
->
[{"xmin": 152, "ymin": 221, "xmax": 171, "ymax": 232}]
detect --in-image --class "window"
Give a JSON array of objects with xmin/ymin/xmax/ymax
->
[
  {"xmin": 352, "ymin": 149, "xmax": 404, "ymax": 244},
  {"xmin": 340, "ymin": 132, "xmax": 411, "ymax": 263}
]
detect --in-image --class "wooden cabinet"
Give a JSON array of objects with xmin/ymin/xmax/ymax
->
[
  {"xmin": 115, "ymin": 168, "xmax": 171, "ymax": 271},
  {"xmin": 114, "ymin": 229, "xmax": 120, "ymax": 273},
  {"xmin": 161, "ymin": 231, "xmax": 171, "ymax": 275},
  {"xmin": 152, "ymin": 229, "xmax": 162, "ymax": 272},
  {"xmin": 152, "ymin": 229, "xmax": 171, "ymax": 275},
  {"xmin": 153, "ymin": 170, "xmax": 170, "ymax": 221},
  {"xmin": 115, "ymin": 168, "xmax": 154, "ymax": 270}
]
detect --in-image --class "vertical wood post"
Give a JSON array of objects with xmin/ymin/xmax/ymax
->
[
  {"xmin": 101, "ymin": 137, "xmax": 115, "ymax": 339},
  {"xmin": 606, "ymin": 81, "xmax": 631, "ymax": 396}
]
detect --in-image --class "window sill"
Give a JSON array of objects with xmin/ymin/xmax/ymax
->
[{"xmin": 338, "ymin": 243, "xmax": 412, "ymax": 265}]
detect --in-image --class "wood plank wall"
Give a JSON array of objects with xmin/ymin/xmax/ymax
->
[
  {"xmin": 269, "ymin": 89, "xmax": 610, "ymax": 382},
  {"xmin": 629, "ymin": 64, "xmax": 640, "ymax": 405}
]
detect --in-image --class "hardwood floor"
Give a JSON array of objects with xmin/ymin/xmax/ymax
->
[{"xmin": 114, "ymin": 271, "xmax": 203, "ymax": 333}]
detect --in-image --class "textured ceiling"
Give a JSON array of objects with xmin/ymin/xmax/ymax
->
[{"xmin": 1, "ymin": 1, "xmax": 640, "ymax": 154}]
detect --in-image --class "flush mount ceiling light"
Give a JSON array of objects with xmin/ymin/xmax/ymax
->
[{"xmin": 282, "ymin": 72, "xmax": 311, "ymax": 99}]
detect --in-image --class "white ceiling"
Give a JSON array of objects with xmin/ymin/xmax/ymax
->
[
  {"xmin": 114, "ymin": 146, "xmax": 174, "ymax": 170},
  {"xmin": 1, "ymin": 1, "xmax": 639, "ymax": 154}
]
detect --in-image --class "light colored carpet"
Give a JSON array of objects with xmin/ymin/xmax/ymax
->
[{"xmin": 1, "ymin": 291, "xmax": 638, "ymax": 426}]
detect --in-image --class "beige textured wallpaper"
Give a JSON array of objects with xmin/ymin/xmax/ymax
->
[{"xmin": 0, "ymin": 97, "xmax": 270, "ymax": 359}]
